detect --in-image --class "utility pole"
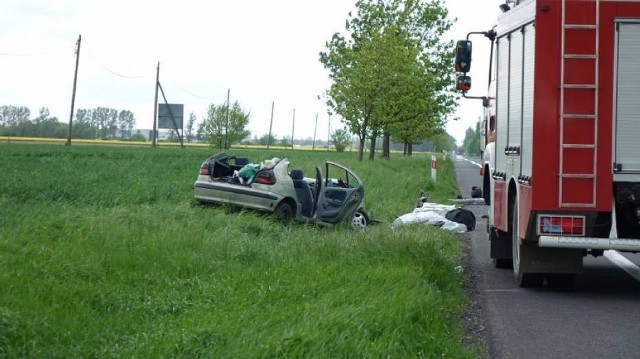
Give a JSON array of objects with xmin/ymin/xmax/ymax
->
[
  {"xmin": 291, "ymin": 108, "xmax": 295, "ymax": 150},
  {"xmin": 152, "ymin": 62, "xmax": 160, "ymax": 147},
  {"xmin": 224, "ymin": 88, "xmax": 230, "ymax": 149},
  {"xmin": 267, "ymin": 101, "xmax": 274, "ymax": 150},
  {"xmin": 312, "ymin": 113, "xmax": 318, "ymax": 151},
  {"xmin": 327, "ymin": 112, "xmax": 331, "ymax": 151},
  {"xmin": 66, "ymin": 34, "xmax": 81, "ymax": 146}
]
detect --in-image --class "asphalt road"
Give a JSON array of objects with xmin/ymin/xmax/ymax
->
[{"xmin": 453, "ymin": 155, "xmax": 640, "ymax": 359}]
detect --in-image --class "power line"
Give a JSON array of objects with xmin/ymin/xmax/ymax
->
[
  {"xmin": 85, "ymin": 50, "xmax": 152, "ymax": 79},
  {"xmin": 167, "ymin": 78, "xmax": 213, "ymax": 100}
]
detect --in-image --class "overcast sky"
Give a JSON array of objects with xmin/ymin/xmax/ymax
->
[{"xmin": 0, "ymin": 0, "xmax": 503, "ymax": 144}]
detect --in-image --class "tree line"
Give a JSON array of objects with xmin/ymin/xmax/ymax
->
[
  {"xmin": 1, "ymin": 101, "xmax": 458, "ymax": 154},
  {"xmin": 188, "ymin": 98, "xmax": 455, "ymax": 153},
  {"xmin": 0, "ymin": 105, "xmax": 137, "ymax": 140}
]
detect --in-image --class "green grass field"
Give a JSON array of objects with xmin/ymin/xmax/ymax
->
[{"xmin": 0, "ymin": 143, "xmax": 477, "ymax": 358}]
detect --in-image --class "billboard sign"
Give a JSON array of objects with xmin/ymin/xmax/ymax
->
[{"xmin": 158, "ymin": 104, "xmax": 184, "ymax": 129}]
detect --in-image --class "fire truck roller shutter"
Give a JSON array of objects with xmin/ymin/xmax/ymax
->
[{"xmin": 614, "ymin": 21, "xmax": 640, "ymax": 174}]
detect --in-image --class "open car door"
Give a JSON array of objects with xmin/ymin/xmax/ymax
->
[{"xmin": 313, "ymin": 161, "xmax": 364, "ymax": 224}]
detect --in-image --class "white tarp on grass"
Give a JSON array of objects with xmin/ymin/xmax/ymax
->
[{"xmin": 391, "ymin": 202, "xmax": 467, "ymax": 233}]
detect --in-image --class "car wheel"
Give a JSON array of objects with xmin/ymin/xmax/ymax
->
[
  {"xmin": 351, "ymin": 209, "xmax": 369, "ymax": 229},
  {"xmin": 274, "ymin": 201, "xmax": 294, "ymax": 222}
]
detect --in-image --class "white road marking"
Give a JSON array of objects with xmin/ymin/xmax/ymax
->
[
  {"xmin": 484, "ymin": 289, "xmax": 526, "ymax": 293},
  {"xmin": 604, "ymin": 250, "xmax": 640, "ymax": 282},
  {"xmin": 456, "ymin": 155, "xmax": 482, "ymax": 168}
]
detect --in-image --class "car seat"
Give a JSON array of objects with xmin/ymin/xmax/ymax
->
[{"xmin": 290, "ymin": 169, "xmax": 313, "ymax": 217}]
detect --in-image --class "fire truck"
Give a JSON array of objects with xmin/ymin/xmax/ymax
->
[{"xmin": 455, "ymin": 0, "xmax": 640, "ymax": 287}]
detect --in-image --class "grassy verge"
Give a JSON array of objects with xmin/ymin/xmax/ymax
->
[{"xmin": 0, "ymin": 143, "xmax": 475, "ymax": 358}]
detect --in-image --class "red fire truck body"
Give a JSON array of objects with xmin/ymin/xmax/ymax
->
[{"xmin": 457, "ymin": 0, "xmax": 640, "ymax": 287}]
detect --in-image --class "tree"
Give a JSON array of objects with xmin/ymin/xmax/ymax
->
[
  {"xmin": 71, "ymin": 107, "xmax": 136, "ymax": 139},
  {"xmin": 73, "ymin": 109, "xmax": 97, "ymax": 139},
  {"xmin": 280, "ymin": 136, "xmax": 291, "ymax": 147},
  {"xmin": 130, "ymin": 130, "xmax": 147, "ymax": 142},
  {"xmin": 31, "ymin": 108, "xmax": 65, "ymax": 138},
  {"xmin": 106, "ymin": 108, "xmax": 118, "ymax": 139},
  {"xmin": 117, "ymin": 110, "xmax": 136, "ymax": 139},
  {"xmin": 0, "ymin": 105, "xmax": 30, "ymax": 128},
  {"xmin": 331, "ymin": 128, "xmax": 352, "ymax": 153},
  {"xmin": 430, "ymin": 132, "xmax": 456, "ymax": 153},
  {"xmin": 462, "ymin": 121, "xmax": 481, "ymax": 156},
  {"xmin": 186, "ymin": 112, "xmax": 196, "ymax": 142},
  {"xmin": 257, "ymin": 133, "xmax": 277, "ymax": 146},
  {"xmin": 196, "ymin": 121, "xmax": 206, "ymax": 142},
  {"xmin": 201, "ymin": 101, "xmax": 251, "ymax": 149},
  {"xmin": 320, "ymin": 0, "xmax": 457, "ymax": 161}
]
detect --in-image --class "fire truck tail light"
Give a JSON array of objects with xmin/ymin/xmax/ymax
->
[{"xmin": 538, "ymin": 215, "xmax": 585, "ymax": 236}]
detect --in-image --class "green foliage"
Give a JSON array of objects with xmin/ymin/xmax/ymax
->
[
  {"xmin": 257, "ymin": 133, "xmax": 277, "ymax": 146},
  {"xmin": 0, "ymin": 105, "xmax": 31, "ymax": 127},
  {"xmin": 320, "ymin": 0, "xmax": 458, "ymax": 160},
  {"xmin": 0, "ymin": 144, "xmax": 475, "ymax": 358},
  {"xmin": 331, "ymin": 128, "xmax": 352, "ymax": 152},
  {"xmin": 130, "ymin": 131, "xmax": 147, "ymax": 142},
  {"xmin": 461, "ymin": 120, "xmax": 481, "ymax": 156},
  {"xmin": 202, "ymin": 101, "xmax": 251, "ymax": 149},
  {"xmin": 185, "ymin": 112, "xmax": 197, "ymax": 143},
  {"xmin": 431, "ymin": 132, "xmax": 457, "ymax": 152},
  {"xmin": 74, "ymin": 107, "xmax": 136, "ymax": 139},
  {"xmin": 279, "ymin": 136, "xmax": 291, "ymax": 147},
  {"xmin": 0, "ymin": 106, "xmax": 67, "ymax": 138}
]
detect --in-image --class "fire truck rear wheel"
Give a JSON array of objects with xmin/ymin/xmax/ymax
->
[{"xmin": 512, "ymin": 199, "xmax": 544, "ymax": 287}]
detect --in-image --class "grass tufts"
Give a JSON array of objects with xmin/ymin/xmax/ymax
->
[{"xmin": 0, "ymin": 144, "xmax": 476, "ymax": 358}]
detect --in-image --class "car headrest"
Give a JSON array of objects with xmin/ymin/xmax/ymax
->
[
  {"xmin": 290, "ymin": 169, "xmax": 304, "ymax": 180},
  {"xmin": 235, "ymin": 157, "xmax": 249, "ymax": 166}
]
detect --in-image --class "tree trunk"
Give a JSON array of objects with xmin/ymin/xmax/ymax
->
[
  {"xmin": 408, "ymin": 143, "xmax": 413, "ymax": 156},
  {"xmin": 382, "ymin": 130, "xmax": 390, "ymax": 159},
  {"xmin": 368, "ymin": 136, "xmax": 376, "ymax": 160},
  {"xmin": 358, "ymin": 135, "xmax": 365, "ymax": 161},
  {"xmin": 403, "ymin": 142, "xmax": 408, "ymax": 155}
]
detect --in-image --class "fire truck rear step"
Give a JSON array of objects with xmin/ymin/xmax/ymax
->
[{"xmin": 539, "ymin": 236, "xmax": 640, "ymax": 251}]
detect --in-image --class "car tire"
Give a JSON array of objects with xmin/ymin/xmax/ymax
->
[
  {"xmin": 274, "ymin": 201, "xmax": 294, "ymax": 222},
  {"xmin": 351, "ymin": 209, "xmax": 369, "ymax": 229}
]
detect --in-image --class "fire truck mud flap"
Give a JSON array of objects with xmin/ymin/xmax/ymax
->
[
  {"xmin": 514, "ymin": 244, "xmax": 582, "ymax": 288},
  {"xmin": 517, "ymin": 245, "xmax": 583, "ymax": 275},
  {"xmin": 490, "ymin": 227, "xmax": 512, "ymax": 268}
]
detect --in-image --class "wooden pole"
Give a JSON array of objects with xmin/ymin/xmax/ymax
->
[
  {"xmin": 327, "ymin": 113, "xmax": 331, "ymax": 151},
  {"xmin": 152, "ymin": 62, "xmax": 160, "ymax": 147},
  {"xmin": 267, "ymin": 101, "xmax": 274, "ymax": 150},
  {"xmin": 224, "ymin": 88, "xmax": 230, "ymax": 149},
  {"xmin": 66, "ymin": 35, "xmax": 81, "ymax": 146},
  {"xmin": 312, "ymin": 113, "xmax": 318, "ymax": 150},
  {"xmin": 291, "ymin": 108, "xmax": 295, "ymax": 150}
]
